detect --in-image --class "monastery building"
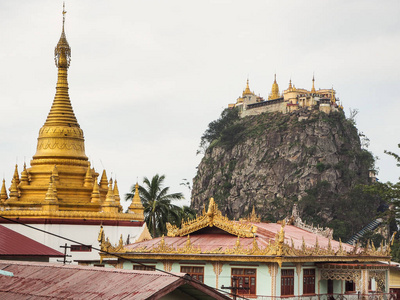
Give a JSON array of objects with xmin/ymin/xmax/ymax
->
[{"xmin": 229, "ymin": 76, "xmax": 343, "ymax": 118}]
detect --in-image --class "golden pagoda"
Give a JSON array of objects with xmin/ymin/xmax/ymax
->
[
  {"xmin": 0, "ymin": 7, "xmax": 144, "ymax": 222},
  {"xmin": 268, "ymin": 74, "xmax": 281, "ymax": 100}
]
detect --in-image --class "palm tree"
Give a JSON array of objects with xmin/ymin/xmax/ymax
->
[{"xmin": 126, "ymin": 174, "xmax": 184, "ymax": 237}]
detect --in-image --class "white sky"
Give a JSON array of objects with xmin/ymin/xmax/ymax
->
[{"xmin": 1, "ymin": 1, "xmax": 399, "ymax": 210}]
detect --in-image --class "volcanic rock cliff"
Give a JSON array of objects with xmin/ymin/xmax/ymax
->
[{"xmin": 191, "ymin": 109, "xmax": 376, "ymax": 231}]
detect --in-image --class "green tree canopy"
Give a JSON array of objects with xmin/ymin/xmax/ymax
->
[
  {"xmin": 198, "ymin": 107, "xmax": 242, "ymax": 153},
  {"xmin": 126, "ymin": 174, "xmax": 189, "ymax": 237}
]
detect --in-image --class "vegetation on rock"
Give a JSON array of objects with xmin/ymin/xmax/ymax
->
[{"xmin": 192, "ymin": 108, "xmax": 379, "ymax": 241}]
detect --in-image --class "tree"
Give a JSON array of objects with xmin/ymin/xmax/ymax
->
[
  {"xmin": 126, "ymin": 174, "xmax": 184, "ymax": 237},
  {"xmin": 197, "ymin": 107, "xmax": 241, "ymax": 154}
]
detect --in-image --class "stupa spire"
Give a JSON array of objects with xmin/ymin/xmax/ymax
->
[
  {"xmin": 0, "ymin": 179, "xmax": 8, "ymax": 202},
  {"xmin": 32, "ymin": 4, "xmax": 87, "ymax": 167},
  {"xmin": 311, "ymin": 75, "xmax": 316, "ymax": 93},
  {"xmin": 12, "ymin": 165, "xmax": 20, "ymax": 186},
  {"xmin": 128, "ymin": 182, "xmax": 144, "ymax": 216},
  {"xmin": 243, "ymin": 79, "xmax": 252, "ymax": 96},
  {"xmin": 91, "ymin": 175, "xmax": 101, "ymax": 203},
  {"xmin": 46, "ymin": 3, "xmax": 77, "ymax": 126},
  {"xmin": 268, "ymin": 74, "xmax": 280, "ymax": 100}
]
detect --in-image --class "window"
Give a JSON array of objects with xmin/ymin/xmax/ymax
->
[
  {"xmin": 281, "ymin": 269, "xmax": 294, "ymax": 296},
  {"xmin": 133, "ymin": 265, "xmax": 155, "ymax": 271},
  {"xmin": 181, "ymin": 266, "xmax": 204, "ymax": 283},
  {"xmin": 345, "ymin": 280, "xmax": 356, "ymax": 293},
  {"xmin": 303, "ymin": 269, "xmax": 315, "ymax": 294},
  {"xmin": 231, "ymin": 268, "xmax": 256, "ymax": 296},
  {"xmin": 70, "ymin": 244, "xmax": 92, "ymax": 252}
]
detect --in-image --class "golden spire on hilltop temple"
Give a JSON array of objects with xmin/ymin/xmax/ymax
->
[
  {"xmin": 311, "ymin": 75, "xmax": 316, "ymax": 93},
  {"xmin": 32, "ymin": 3, "xmax": 88, "ymax": 167},
  {"xmin": 331, "ymin": 87, "xmax": 336, "ymax": 104},
  {"xmin": 243, "ymin": 79, "xmax": 252, "ymax": 96},
  {"xmin": 268, "ymin": 74, "xmax": 280, "ymax": 100}
]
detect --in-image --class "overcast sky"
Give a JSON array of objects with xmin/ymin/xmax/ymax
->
[{"xmin": 1, "ymin": 1, "xmax": 399, "ymax": 209}]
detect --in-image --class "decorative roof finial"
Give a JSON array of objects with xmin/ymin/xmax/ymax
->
[
  {"xmin": 63, "ymin": 2, "xmax": 66, "ymax": 26},
  {"xmin": 55, "ymin": 2, "xmax": 71, "ymax": 68},
  {"xmin": 311, "ymin": 74, "xmax": 316, "ymax": 93}
]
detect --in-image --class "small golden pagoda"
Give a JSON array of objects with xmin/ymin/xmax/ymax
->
[
  {"xmin": 268, "ymin": 74, "xmax": 281, "ymax": 100},
  {"xmin": 0, "ymin": 8, "xmax": 144, "ymax": 222}
]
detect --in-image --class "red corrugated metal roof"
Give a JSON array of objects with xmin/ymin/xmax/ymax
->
[
  {"xmin": 0, "ymin": 261, "xmax": 231, "ymax": 300},
  {"xmin": 0, "ymin": 225, "xmax": 63, "ymax": 257},
  {"xmin": 126, "ymin": 222, "xmax": 354, "ymax": 253}
]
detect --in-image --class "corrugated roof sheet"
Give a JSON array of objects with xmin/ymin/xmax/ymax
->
[
  {"xmin": 0, "ymin": 225, "xmax": 63, "ymax": 257},
  {"xmin": 0, "ymin": 260, "xmax": 231, "ymax": 300}
]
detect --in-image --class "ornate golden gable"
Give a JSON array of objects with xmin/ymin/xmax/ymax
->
[
  {"xmin": 166, "ymin": 198, "xmax": 257, "ymax": 238},
  {"xmin": 99, "ymin": 223, "xmax": 391, "ymax": 263}
]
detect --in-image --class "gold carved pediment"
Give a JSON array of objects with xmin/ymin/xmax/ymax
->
[{"xmin": 166, "ymin": 198, "xmax": 256, "ymax": 238}]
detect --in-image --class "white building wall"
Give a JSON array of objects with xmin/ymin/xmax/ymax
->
[{"xmin": 2, "ymin": 222, "xmax": 146, "ymax": 263}]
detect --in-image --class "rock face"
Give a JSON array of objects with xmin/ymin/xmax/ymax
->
[{"xmin": 191, "ymin": 109, "xmax": 374, "ymax": 223}]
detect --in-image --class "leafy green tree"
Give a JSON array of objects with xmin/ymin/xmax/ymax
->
[
  {"xmin": 198, "ymin": 107, "xmax": 241, "ymax": 154},
  {"xmin": 168, "ymin": 205, "xmax": 197, "ymax": 227},
  {"xmin": 125, "ymin": 174, "xmax": 184, "ymax": 237}
]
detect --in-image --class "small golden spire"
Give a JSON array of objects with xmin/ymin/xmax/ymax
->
[
  {"xmin": 288, "ymin": 79, "xmax": 293, "ymax": 90},
  {"xmin": 243, "ymin": 79, "xmax": 252, "ymax": 96},
  {"xmin": 9, "ymin": 177, "xmax": 19, "ymax": 200},
  {"xmin": 91, "ymin": 174, "xmax": 101, "ymax": 203},
  {"xmin": 128, "ymin": 182, "xmax": 144, "ymax": 216},
  {"xmin": 45, "ymin": 177, "xmax": 58, "ymax": 202},
  {"xmin": 12, "ymin": 164, "xmax": 20, "ymax": 187},
  {"xmin": 84, "ymin": 164, "xmax": 93, "ymax": 188},
  {"xmin": 42, "ymin": 177, "xmax": 59, "ymax": 211},
  {"xmin": 113, "ymin": 179, "xmax": 122, "ymax": 210},
  {"xmin": 105, "ymin": 179, "xmax": 115, "ymax": 203},
  {"xmin": 311, "ymin": 75, "xmax": 316, "ymax": 93},
  {"xmin": 268, "ymin": 74, "xmax": 280, "ymax": 100},
  {"xmin": 52, "ymin": 165, "xmax": 59, "ymax": 182},
  {"xmin": 19, "ymin": 163, "xmax": 29, "ymax": 186},
  {"xmin": 331, "ymin": 87, "xmax": 336, "ymax": 103},
  {"xmin": 100, "ymin": 170, "xmax": 108, "ymax": 189},
  {"xmin": 0, "ymin": 179, "xmax": 8, "ymax": 202}
]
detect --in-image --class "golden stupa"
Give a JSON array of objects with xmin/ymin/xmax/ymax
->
[
  {"xmin": 268, "ymin": 74, "xmax": 281, "ymax": 100},
  {"xmin": 0, "ymin": 8, "xmax": 144, "ymax": 221}
]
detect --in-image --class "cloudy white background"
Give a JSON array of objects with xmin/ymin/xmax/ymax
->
[{"xmin": 1, "ymin": 1, "xmax": 399, "ymax": 209}]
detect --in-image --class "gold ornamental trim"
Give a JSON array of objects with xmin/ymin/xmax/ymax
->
[
  {"xmin": 0, "ymin": 209, "xmax": 143, "ymax": 221},
  {"xmin": 100, "ymin": 222, "xmax": 391, "ymax": 259},
  {"xmin": 166, "ymin": 197, "xmax": 257, "ymax": 238}
]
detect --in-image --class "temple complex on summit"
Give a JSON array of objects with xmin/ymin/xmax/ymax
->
[
  {"xmin": 229, "ymin": 75, "xmax": 343, "ymax": 117},
  {"xmin": 0, "ymin": 6, "xmax": 149, "ymax": 263}
]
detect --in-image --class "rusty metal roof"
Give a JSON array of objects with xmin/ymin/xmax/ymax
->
[
  {"xmin": 0, "ymin": 225, "xmax": 63, "ymax": 257},
  {"xmin": 0, "ymin": 260, "xmax": 231, "ymax": 300}
]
